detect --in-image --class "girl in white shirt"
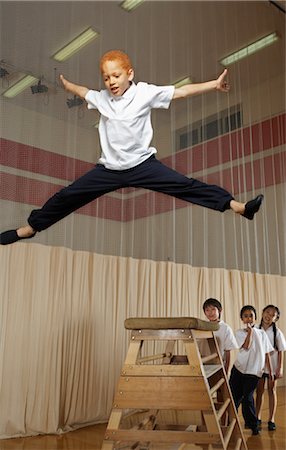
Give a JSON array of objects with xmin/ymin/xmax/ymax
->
[
  {"xmin": 256, "ymin": 305, "xmax": 286, "ymax": 431},
  {"xmin": 229, "ymin": 305, "xmax": 273, "ymax": 435}
]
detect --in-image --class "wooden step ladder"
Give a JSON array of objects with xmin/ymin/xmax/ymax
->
[{"xmin": 102, "ymin": 317, "xmax": 247, "ymax": 450}]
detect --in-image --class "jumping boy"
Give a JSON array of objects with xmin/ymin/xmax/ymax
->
[{"xmin": 0, "ymin": 50, "xmax": 264, "ymax": 245}]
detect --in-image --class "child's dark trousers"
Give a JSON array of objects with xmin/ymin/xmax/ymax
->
[
  {"xmin": 229, "ymin": 365, "xmax": 260, "ymax": 431},
  {"xmin": 28, "ymin": 155, "xmax": 233, "ymax": 231}
]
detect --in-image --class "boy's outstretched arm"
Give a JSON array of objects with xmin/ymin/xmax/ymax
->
[
  {"xmin": 173, "ymin": 68, "xmax": 229, "ymax": 100},
  {"xmin": 60, "ymin": 74, "xmax": 89, "ymax": 99}
]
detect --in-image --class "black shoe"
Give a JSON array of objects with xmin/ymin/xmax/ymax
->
[
  {"xmin": 252, "ymin": 428, "xmax": 260, "ymax": 435},
  {"xmin": 0, "ymin": 229, "xmax": 36, "ymax": 245},
  {"xmin": 243, "ymin": 194, "xmax": 264, "ymax": 220},
  {"xmin": 257, "ymin": 419, "xmax": 262, "ymax": 430},
  {"xmin": 268, "ymin": 421, "xmax": 276, "ymax": 431}
]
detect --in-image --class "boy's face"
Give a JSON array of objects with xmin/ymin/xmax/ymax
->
[
  {"xmin": 241, "ymin": 309, "xmax": 256, "ymax": 326},
  {"xmin": 204, "ymin": 305, "xmax": 220, "ymax": 322},
  {"xmin": 102, "ymin": 60, "xmax": 134, "ymax": 97}
]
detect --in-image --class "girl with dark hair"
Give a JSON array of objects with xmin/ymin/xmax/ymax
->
[{"xmin": 256, "ymin": 305, "xmax": 286, "ymax": 431}]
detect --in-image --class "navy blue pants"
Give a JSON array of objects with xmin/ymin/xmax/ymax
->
[
  {"xmin": 229, "ymin": 366, "xmax": 259, "ymax": 431},
  {"xmin": 28, "ymin": 155, "xmax": 233, "ymax": 232}
]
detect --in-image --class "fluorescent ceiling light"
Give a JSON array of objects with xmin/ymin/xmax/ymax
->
[
  {"xmin": 53, "ymin": 27, "xmax": 99, "ymax": 62},
  {"xmin": 120, "ymin": 0, "xmax": 144, "ymax": 12},
  {"xmin": 3, "ymin": 74, "xmax": 38, "ymax": 98},
  {"xmin": 173, "ymin": 76, "xmax": 192, "ymax": 88},
  {"xmin": 220, "ymin": 32, "xmax": 279, "ymax": 66}
]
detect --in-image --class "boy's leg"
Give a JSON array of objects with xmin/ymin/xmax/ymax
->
[
  {"xmin": 27, "ymin": 164, "xmax": 123, "ymax": 231},
  {"xmin": 129, "ymin": 156, "xmax": 263, "ymax": 217},
  {"xmin": 0, "ymin": 164, "xmax": 126, "ymax": 244},
  {"xmin": 128, "ymin": 156, "xmax": 232, "ymax": 211}
]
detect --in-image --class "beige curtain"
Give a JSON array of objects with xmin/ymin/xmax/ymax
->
[
  {"xmin": 0, "ymin": 0, "xmax": 285, "ymax": 442},
  {"xmin": 0, "ymin": 243, "xmax": 285, "ymax": 439}
]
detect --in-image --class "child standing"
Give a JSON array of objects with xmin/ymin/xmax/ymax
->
[
  {"xmin": 0, "ymin": 50, "xmax": 263, "ymax": 245},
  {"xmin": 229, "ymin": 305, "xmax": 273, "ymax": 435},
  {"xmin": 256, "ymin": 305, "xmax": 286, "ymax": 431},
  {"xmin": 203, "ymin": 298, "xmax": 238, "ymax": 375}
]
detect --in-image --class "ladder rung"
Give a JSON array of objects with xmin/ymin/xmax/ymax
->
[
  {"xmin": 224, "ymin": 418, "xmax": 236, "ymax": 448},
  {"xmin": 137, "ymin": 352, "xmax": 168, "ymax": 363},
  {"xmin": 201, "ymin": 352, "xmax": 218, "ymax": 363},
  {"xmin": 204, "ymin": 364, "xmax": 222, "ymax": 378},
  {"xmin": 234, "ymin": 437, "xmax": 242, "ymax": 450},
  {"xmin": 217, "ymin": 398, "xmax": 230, "ymax": 421},
  {"xmin": 210, "ymin": 377, "xmax": 225, "ymax": 396}
]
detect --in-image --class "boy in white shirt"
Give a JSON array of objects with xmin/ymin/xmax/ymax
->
[
  {"xmin": 0, "ymin": 50, "xmax": 264, "ymax": 245},
  {"xmin": 203, "ymin": 298, "xmax": 238, "ymax": 374},
  {"xmin": 229, "ymin": 305, "xmax": 273, "ymax": 435}
]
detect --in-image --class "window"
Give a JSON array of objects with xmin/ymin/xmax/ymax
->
[{"xmin": 175, "ymin": 105, "xmax": 242, "ymax": 151}]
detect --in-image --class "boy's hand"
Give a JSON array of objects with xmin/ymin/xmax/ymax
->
[
  {"xmin": 59, "ymin": 74, "xmax": 88, "ymax": 99},
  {"xmin": 216, "ymin": 69, "xmax": 230, "ymax": 93},
  {"xmin": 60, "ymin": 74, "xmax": 69, "ymax": 91}
]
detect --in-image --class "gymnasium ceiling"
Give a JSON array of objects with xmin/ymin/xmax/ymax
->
[{"xmin": 0, "ymin": 1, "xmax": 285, "ymax": 131}]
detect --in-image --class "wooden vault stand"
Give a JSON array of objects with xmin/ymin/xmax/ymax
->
[{"xmin": 102, "ymin": 317, "xmax": 247, "ymax": 450}]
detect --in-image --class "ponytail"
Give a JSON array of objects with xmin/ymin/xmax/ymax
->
[{"xmin": 272, "ymin": 322, "xmax": 278, "ymax": 350}]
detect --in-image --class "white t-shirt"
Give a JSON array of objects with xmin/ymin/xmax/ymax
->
[
  {"xmin": 234, "ymin": 327, "xmax": 273, "ymax": 377},
  {"xmin": 214, "ymin": 320, "xmax": 238, "ymax": 363},
  {"xmin": 85, "ymin": 81, "xmax": 175, "ymax": 170},
  {"xmin": 256, "ymin": 325, "xmax": 286, "ymax": 374}
]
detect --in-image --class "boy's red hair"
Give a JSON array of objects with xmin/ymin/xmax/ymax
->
[{"xmin": 100, "ymin": 50, "xmax": 133, "ymax": 73}]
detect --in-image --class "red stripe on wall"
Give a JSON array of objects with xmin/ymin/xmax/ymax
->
[
  {"xmin": 0, "ymin": 139, "xmax": 94, "ymax": 181},
  {"xmin": 0, "ymin": 172, "xmax": 63, "ymax": 205},
  {"xmin": 0, "ymin": 172, "xmax": 124, "ymax": 221}
]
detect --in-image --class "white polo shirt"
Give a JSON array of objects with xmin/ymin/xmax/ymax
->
[
  {"xmin": 85, "ymin": 82, "xmax": 175, "ymax": 170},
  {"xmin": 234, "ymin": 327, "xmax": 273, "ymax": 377},
  {"xmin": 214, "ymin": 320, "xmax": 238, "ymax": 363}
]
